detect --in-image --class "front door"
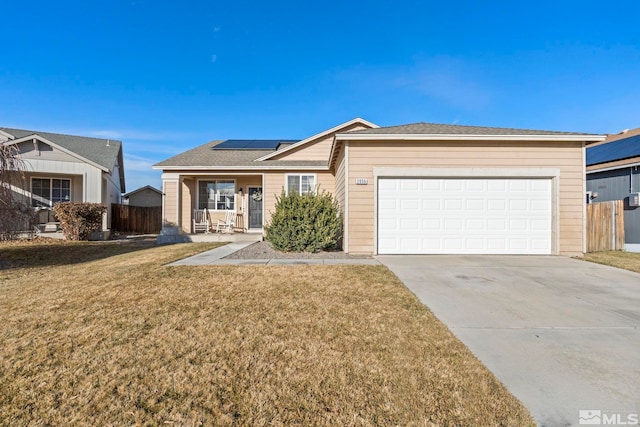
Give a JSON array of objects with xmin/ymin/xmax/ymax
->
[{"xmin": 248, "ymin": 187, "xmax": 263, "ymax": 229}]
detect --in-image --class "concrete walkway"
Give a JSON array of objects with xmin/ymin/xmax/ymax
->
[
  {"xmin": 166, "ymin": 242, "xmax": 380, "ymax": 266},
  {"xmin": 378, "ymin": 255, "xmax": 640, "ymax": 427}
]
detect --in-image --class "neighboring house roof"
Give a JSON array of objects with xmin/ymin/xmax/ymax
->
[
  {"xmin": 342, "ymin": 122, "xmax": 600, "ymax": 139},
  {"xmin": 588, "ymin": 128, "xmax": 640, "ymax": 147},
  {"xmin": 586, "ymin": 131, "xmax": 640, "ymax": 172},
  {"xmin": 154, "ymin": 140, "xmax": 327, "ymax": 170},
  {"xmin": 123, "ymin": 185, "xmax": 162, "ymax": 198},
  {"xmin": 0, "ymin": 127, "xmax": 125, "ymax": 190}
]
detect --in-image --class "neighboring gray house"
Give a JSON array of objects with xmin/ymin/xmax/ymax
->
[
  {"xmin": 586, "ymin": 128, "xmax": 640, "ymax": 252},
  {"xmin": 0, "ymin": 127, "xmax": 125, "ymax": 231},
  {"xmin": 123, "ymin": 185, "xmax": 162, "ymax": 207}
]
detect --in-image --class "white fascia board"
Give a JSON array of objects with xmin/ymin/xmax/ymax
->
[
  {"xmin": 8, "ymin": 134, "xmax": 110, "ymax": 172},
  {"xmin": 0, "ymin": 129, "xmax": 15, "ymax": 141},
  {"xmin": 154, "ymin": 165, "xmax": 328, "ymax": 171},
  {"xmin": 586, "ymin": 161, "xmax": 640, "ymax": 174},
  {"xmin": 335, "ymin": 133, "xmax": 606, "ymax": 142},
  {"xmin": 254, "ymin": 117, "xmax": 379, "ymax": 161}
]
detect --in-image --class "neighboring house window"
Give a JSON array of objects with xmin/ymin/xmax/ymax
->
[
  {"xmin": 198, "ymin": 180, "xmax": 235, "ymax": 210},
  {"xmin": 31, "ymin": 178, "xmax": 71, "ymax": 207},
  {"xmin": 286, "ymin": 174, "xmax": 316, "ymax": 195}
]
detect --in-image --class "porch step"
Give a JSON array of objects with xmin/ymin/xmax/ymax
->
[
  {"xmin": 156, "ymin": 226, "xmax": 263, "ymax": 245},
  {"xmin": 43, "ymin": 222, "xmax": 60, "ymax": 232},
  {"xmin": 187, "ymin": 233, "xmax": 263, "ymax": 243}
]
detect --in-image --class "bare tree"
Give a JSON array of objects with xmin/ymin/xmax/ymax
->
[{"xmin": 0, "ymin": 143, "xmax": 36, "ymax": 240}]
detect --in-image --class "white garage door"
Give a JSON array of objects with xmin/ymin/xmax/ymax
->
[{"xmin": 378, "ymin": 178, "xmax": 552, "ymax": 255}]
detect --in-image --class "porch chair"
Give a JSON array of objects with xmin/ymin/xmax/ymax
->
[
  {"xmin": 192, "ymin": 208, "xmax": 209, "ymax": 234},
  {"xmin": 215, "ymin": 210, "xmax": 236, "ymax": 233}
]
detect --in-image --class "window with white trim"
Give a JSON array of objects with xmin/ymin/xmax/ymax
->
[
  {"xmin": 286, "ymin": 174, "xmax": 316, "ymax": 195},
  {"xmin": 31, "ymin": 178, "xmax": 71, "ymax": 207},
  {"xmin": 198, "ymin": 180, "xmax": 235, "ymax": 210}
]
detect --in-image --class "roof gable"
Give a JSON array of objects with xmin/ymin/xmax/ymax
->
[
  {"xmin": 0, "ymin": 127, "xmax": 122, "ymax": 172},
  {"xmin": 124, "ymin": 185, "xmax": 162, "ymax": 198},
  {"xmin": 1, "ymin": 126, "xmax": 126, "ymax": 192},
  {"xmin": 255, "ymin": 117, "xmax": 378, "ymax": 161}
]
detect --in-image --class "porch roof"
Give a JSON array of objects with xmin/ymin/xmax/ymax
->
[{"xmin": 154, "ymin": 140, "xmax": 327, "ymax": 169}]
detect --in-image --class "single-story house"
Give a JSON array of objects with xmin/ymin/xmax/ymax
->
[
  {"xmin": 0, "ymin": 127, "xmax": 125, "ymax": 231},
  {"xmin": 586, "ymin": 128, "xmax": 640, "ymax": 252},
  {"xmin": 153, "ymin": 118, "xmax": 604, "ymax": 255},
  {"xmin": 123, "ymin": 185, "xmax": 162, "ymax": 207}
]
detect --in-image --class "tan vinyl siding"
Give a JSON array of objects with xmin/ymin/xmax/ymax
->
[
  {"xmin": 262, "ymin": 171, "xmax": 335, "ymax": 225},
  {"xmin": 180, "ymin": 178, "xmax": 195, "ymax": 233},
  {"xmin": 163, "ymin": 181, "xmax": 178, "ymax": 226},
  {"xmin": 346, "ymin": 140, "xmax": 585, "ymax": 256},
  {"xmin": 271, "ymin": 123, "xmax": 370, "ymax": 161},
  {"xmin": 334, "ymin": 146, "xmax": 346, "ymax": 212}
]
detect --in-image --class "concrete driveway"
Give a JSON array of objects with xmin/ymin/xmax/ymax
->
[{"xmin": 377, "ymin": 255, "xmax": 640, "ymax": 427}]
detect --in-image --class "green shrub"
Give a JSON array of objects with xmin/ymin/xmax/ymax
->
[
  {"xmin": 53, "ymin": 202, "xmax": 106, "ymax": 241},
  {"xmin": 265, "ymin": 190, "xmax": 343, "ymax": 252}
]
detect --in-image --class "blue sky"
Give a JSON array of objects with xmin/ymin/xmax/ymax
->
[{"xmin": 3, "ymin": 0, "xmax": 640, "ymax": 191}]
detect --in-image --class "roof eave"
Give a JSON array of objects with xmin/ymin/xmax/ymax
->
[
  {"xmin": 124, "ymin": 185, "xmax": 162, "ymax": 197},
  {"xmin": 587, "ymin": 160, "xmax": 640, "ymax": 174},
  {"xmin": 335, "ymin": 133, "xmax": 606, "ymax": 142},
  {"xmin": 152, "ymin": 164, "xmax": 328, "ymax": 171}
]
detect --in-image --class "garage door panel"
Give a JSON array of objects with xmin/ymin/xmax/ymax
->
[{"xmin": 378, "ymin": 178, "xmax": 552, "ymax": 255}]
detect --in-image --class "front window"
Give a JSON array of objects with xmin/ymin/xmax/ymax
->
[
  {"xmin": 198, "ymin": 180, "xmax": 235, "ymax": 210},
  {"xmin": 31, "ymin": 178, "xmax": 71, "ymax": 207},
  {"xmin": 287, "ymin": 174, "xmax": 316, "ymax": 195}
]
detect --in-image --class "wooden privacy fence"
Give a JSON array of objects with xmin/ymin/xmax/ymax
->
[
  {"xmin": 586, "ymin": 200, "xmax": 625, "ymax": 252},
  {"xmin": 111, "ymin": 204, "xmax": 162, "ymax": 234}
]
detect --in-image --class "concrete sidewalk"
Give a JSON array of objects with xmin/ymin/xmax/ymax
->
[{"xmin": 166, "ymin": 243, "xmax": 380, "ymax": 266}]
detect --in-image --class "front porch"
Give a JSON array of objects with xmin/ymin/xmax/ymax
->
[
  {"xmin": 156, "ymin": 225, "xmax": 263, "ymax": 245},
  {"xmin": 161, "ymin": 173, "xmax": 265, "ymax": 236}
]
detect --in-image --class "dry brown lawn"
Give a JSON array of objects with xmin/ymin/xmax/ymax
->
[
  {"xmin": 0, "ymin": 240, "xmax": 534, "ymax": 426},
  {"xmin": 583, "ymin": 250, "xmax": 640, "ymax": 273}
]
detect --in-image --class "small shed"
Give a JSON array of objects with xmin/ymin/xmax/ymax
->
[
  {"xmin": 586, "ymin": 129, "xmax": 640, "ymax": 252},
  {"xmin": 123, "ymin": 185, "xmax": 163, "ymax": 207}
]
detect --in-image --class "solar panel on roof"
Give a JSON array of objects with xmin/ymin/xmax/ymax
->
[
  {"xmin": 587, "ymin": 134, "xmax": 640, "ymax": 166},
  {"xmin": 212, "ymin": 139, "xmax": 296, "ymax": 150}
]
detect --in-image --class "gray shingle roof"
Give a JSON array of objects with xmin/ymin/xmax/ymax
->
[
  {"xmin": 124, "ymin": 185, "xmax": 162, "ymax": 197},
  {"xmin": 1, "ymin": 127, "xmax": 123, "ymax": 173},
  {"xmin": 345, "ymin": 122, "xmax": 594, "ymax": 136},
  {"xmin": 154, "ymin": 140, "xmax": 327, "ymax": 168}
]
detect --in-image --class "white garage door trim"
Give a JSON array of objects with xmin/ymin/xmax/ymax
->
[{"xmin": 373, "ymin": 168, "xmax": 560, "ymax": 255}]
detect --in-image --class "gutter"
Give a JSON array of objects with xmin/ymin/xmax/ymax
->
[
  {"xmin": 152, "ymin": 165, "xmax": 329, "ymax": 171},
  {"xmin": 586, "ymin": 161, "xmax": 640, "ymax": 174},
  {"xmin": 335, "ymin": 133, "xmax": 606, "ymax": 142}
]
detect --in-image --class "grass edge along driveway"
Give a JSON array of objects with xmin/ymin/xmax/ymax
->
[
  {"xmin": 583, "ymin": 250, "xmax": 640, "ymax": 273},
  {"xmin": 0, "ymin": 240, "xmax": 534, "ymax": 426}
]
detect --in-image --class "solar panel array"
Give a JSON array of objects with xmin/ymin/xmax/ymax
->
[
  {"xmin": 212, "ymin": 139, "xmax": 298, "ymax": 150},
  {"xmin": 587, "ymin": 134, "xmax": 640, "ymax": 166}
]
